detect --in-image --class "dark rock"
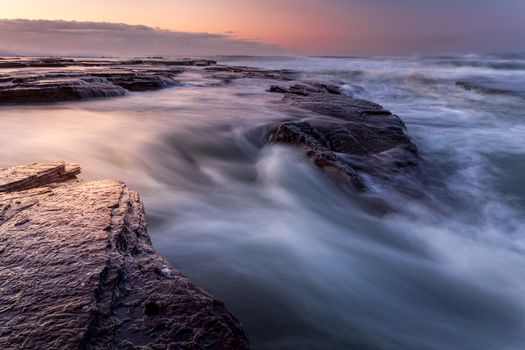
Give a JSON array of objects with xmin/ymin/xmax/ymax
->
[
  {"xmin": 0, "ymin": 57, "xmax": 74, "ymax": 68},
  {"xmin": 271, "ymin": 121, "xmax": 366, "ymax": 189},
  {"xmin": 0, "ymin": 68, "xmax": 184, "ymax": 104},
  {"xmin": 0, "ymin": 78, "xmax": 128, "ymax": 104},
  {"xmin": 0, "ymin": 57, "xmax": 219, "ymax": 104},
  {"xmin": 269, "ymin": 82, "xmax": 342, "ymax": 96},
  {"xmin": 456, "ymin": 79, "xmax": 525, "ymax": 98},
  {"xmin": 143, "ymin": 301, "xmax": 161, "ymax": 316},
  {"xmin": 269, "ymin": 85, "xmax": 418, "ymax": 189},
  {"xmin": 89, "ymin": 70, "xmax": 181, "ymax": 91},
  {"xmin": 0, "ymin": 162, "xmax": 249, "ymax": 349},
  {"xmin": 0, "ymin": 57, "xmax": 216, "ymax": 69},
  {"xmin": 268, "ymin": 85, "xmax": 290, "ymax": 94},
  {"xmin": 117, "ymin": 58, "xmax": 217, "ymax": 67},
  {"xmin": 204, "ymin": 65, "xmax": 299, "ymax": 84}
]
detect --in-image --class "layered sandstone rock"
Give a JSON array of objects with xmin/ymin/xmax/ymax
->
[
  {"xmin": 0, "ymin": 58, "xmax": 215, "ymax": 104},
  {"xmin": 0, "ymin": 162, "xmax": 249, "ymax": 350},
  {"xmin": 0, "ymin": 57, "xmax": 216, "ymax": 69},
  {"xmin": 0, "ymin": 69, "xmax": 183, "ymax": 104}
]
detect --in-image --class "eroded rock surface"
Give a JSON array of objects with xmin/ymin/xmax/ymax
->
[
  {"xmin": 0, "ymin": 57, "xmax": 74, "ymax": 68},
  {"xmin": 0, "ymin": 162, "xmax": 249, "ymax": 350},
  {"xmin": 0, "ymin": 55, "xmax": 421, "ymax": 194},
  {"xmin": 204, "ymin": 65, "xmax": 298, "ymax": 84},
  {"xmin": 0, "ymin": 78, "xmax": 129, "ymax": 104},
  {"xmin": 456, "ymin": 79, "xmax": 525, "ymax": 98},
  {"xmin": 269, "ymin": 83, "xmax": 419, "ymax": 189},
  {"xmin": 0, "ymin": 69, "xmax": 184, "ymax": 104},
  {"xmin": 0, "ymin": 57, "xmax": 215, "ymax": 104},
  {"xmin": 0, "ymin": 57, "xmax": 216, "ymax": 69},
  {"xmin": 0, "ymin": 162, "xmax": 80, "ymax": 193}
]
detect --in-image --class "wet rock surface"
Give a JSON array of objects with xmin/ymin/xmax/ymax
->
[
  {"xmin": 0, "ymin": 57, "xmax": 216, "ymax": 69},
  {"xmin": 0, "ymin": 57, "xmax": 75, "ymax": 68},
  {"xmin": 204, "ymin": 65, "xmax": 298, "ymax": 84},
  {"xmin": 269, "ymin": 82, "xmax": 342, "ymax": 96},
  {"xmin": 456, "ymin": 78, "xmax": 525, "ymax": 98},
  {"xmin": 0, "ymin": 162, "xmax": 249, "ymax": 350},
  {"xmin": 0, "ymin": 77, "xmax": 129, "ymax": 104},
  {"xmin": 0, "ymin": 69, "xmax": 183, "ymax": 104},
  {"xmin": 269, "ymin": 83, "xmax": 419, "ymax": 189},
  {"xmin": 89, "ymin": 68, "xmax": 183, "ymax": 92},
  {"xmin": 0, "ymin": 57, "xmax": 214, "ymax": 104},
  {"xmin": 0, "ymin": 56, "xmax": 420, "ymax": 191}
]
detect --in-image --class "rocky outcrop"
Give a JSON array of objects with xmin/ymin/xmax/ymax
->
[
  {"xmin": 89, "ymin": 70, "xmax": 183, "ymax": 91},
  {"xmin": 456, "ymin": 79, "xmax": 525, "ymax": 98},
  {"xmin": 0, "ymin": 68, "xmax": 185, "ymax": 104},
  {"xmin": 0, "ymin": 59, "xmax": 302, "ymax": 104},
  {"xmin": 0, "ymin": 57, "xmax": 216, "ymax": 69},
  {"xmin": 0, "ymin": 162, "xmax": 249, "ymax": 350},
  {"xmin": 269, "ymin": 83, "xmax": 419, "ymax": 189},
  {"xmin": 0, "ymin": 162, "xmax": 80, "ymax": 192},
  {"xmin": 269, "ymin": 82, "xmax": 342, "ymax": 96},
  {"xmin": 0, "ymin": 78, "xmax": 129, "ymax": 104},
  {"xmin": 204, "ymin": 66, "xmax": 298, "ymax": 84},
  {"xmin": 116, "ymin": 58, "xmax": 217, "ymax": 67},
  {"xmin": 0, "ymin": 55, "xmax": 420, "ymax": 192},
  {"xmin": 0, "ymin": 57, "xmax": 74, "ymax": 68},
  {"xmin": 0, "ymin": 58, "xmax": 215, "ymax": 104}
]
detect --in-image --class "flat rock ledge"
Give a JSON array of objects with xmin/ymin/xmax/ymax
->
[
  {"xmin": 0, "ymin": 162, "xmax": 249, "ymax": 350},
  {"xmin": 0, "ymin": 58, "xmax": 217, "ymax": 104}
]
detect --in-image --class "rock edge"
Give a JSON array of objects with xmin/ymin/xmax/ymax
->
[{"xmin": 0, "ymin": 162, "xmax": 249, "ymax": 350}]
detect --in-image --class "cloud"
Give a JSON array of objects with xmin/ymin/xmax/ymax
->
[{"xmin": 0, "ymin": 19, "xmax": 283, "ymax": 56}]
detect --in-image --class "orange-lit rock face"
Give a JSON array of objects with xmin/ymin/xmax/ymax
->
[
  {"xmin": 0, "ymin": 163, "xmax": 249, "ymax": 349},
  {"xmin": 0, "ymin": 162, "xmax": 80, "ymax": 192}
]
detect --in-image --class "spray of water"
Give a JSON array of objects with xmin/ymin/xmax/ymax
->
[{"xmin": 1, "ymin": 55, "xmax": 524, "ymax": 349}]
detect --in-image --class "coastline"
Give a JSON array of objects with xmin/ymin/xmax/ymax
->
[{"xmin": 0, "ymin": 161, "xmax": 249, "ymax": 349}]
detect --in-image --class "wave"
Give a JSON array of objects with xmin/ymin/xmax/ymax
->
[{"xmin": 1, "ymin": 54, "xmax": 524, "ymax": 349}]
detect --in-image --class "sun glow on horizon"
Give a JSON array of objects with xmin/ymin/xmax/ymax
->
[{"xmin": 1, "ymin": 0, "xmax": 524, "ymax": 55}]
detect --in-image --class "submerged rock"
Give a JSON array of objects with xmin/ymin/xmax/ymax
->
[
  {"xmin": 269, "ymin": 84, "xmax": 419, "ymax": 189},
  {"xmin": 456, "ymin": 79, "xmax": 525, "ymax": 98},
  {"xmin": 0, "ymin": 162, "xmax": 249, "ymax": 349}
]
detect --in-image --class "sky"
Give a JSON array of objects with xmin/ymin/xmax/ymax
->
[{"xmin": 0, "ymin": 0, "xmax": 524, "ymax": 56}]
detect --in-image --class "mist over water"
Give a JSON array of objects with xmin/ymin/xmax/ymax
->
[{"xmin": 1, "ymin": 55, "xmax": 525, "ymax": 349}]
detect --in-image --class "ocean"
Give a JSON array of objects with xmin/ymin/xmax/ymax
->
[{"xmin": 1, "ymin": 54, "xmax": 524, "ymax": 349}]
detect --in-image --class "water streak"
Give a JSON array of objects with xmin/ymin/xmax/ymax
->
[{"xmin": 1, "ymin": 55, "xmax": 524, "ymax": 349}]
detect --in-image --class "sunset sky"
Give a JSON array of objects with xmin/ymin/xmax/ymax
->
[{"xmin": 1, "ymin": 0, "xmax": 524, "ymax": 56}]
